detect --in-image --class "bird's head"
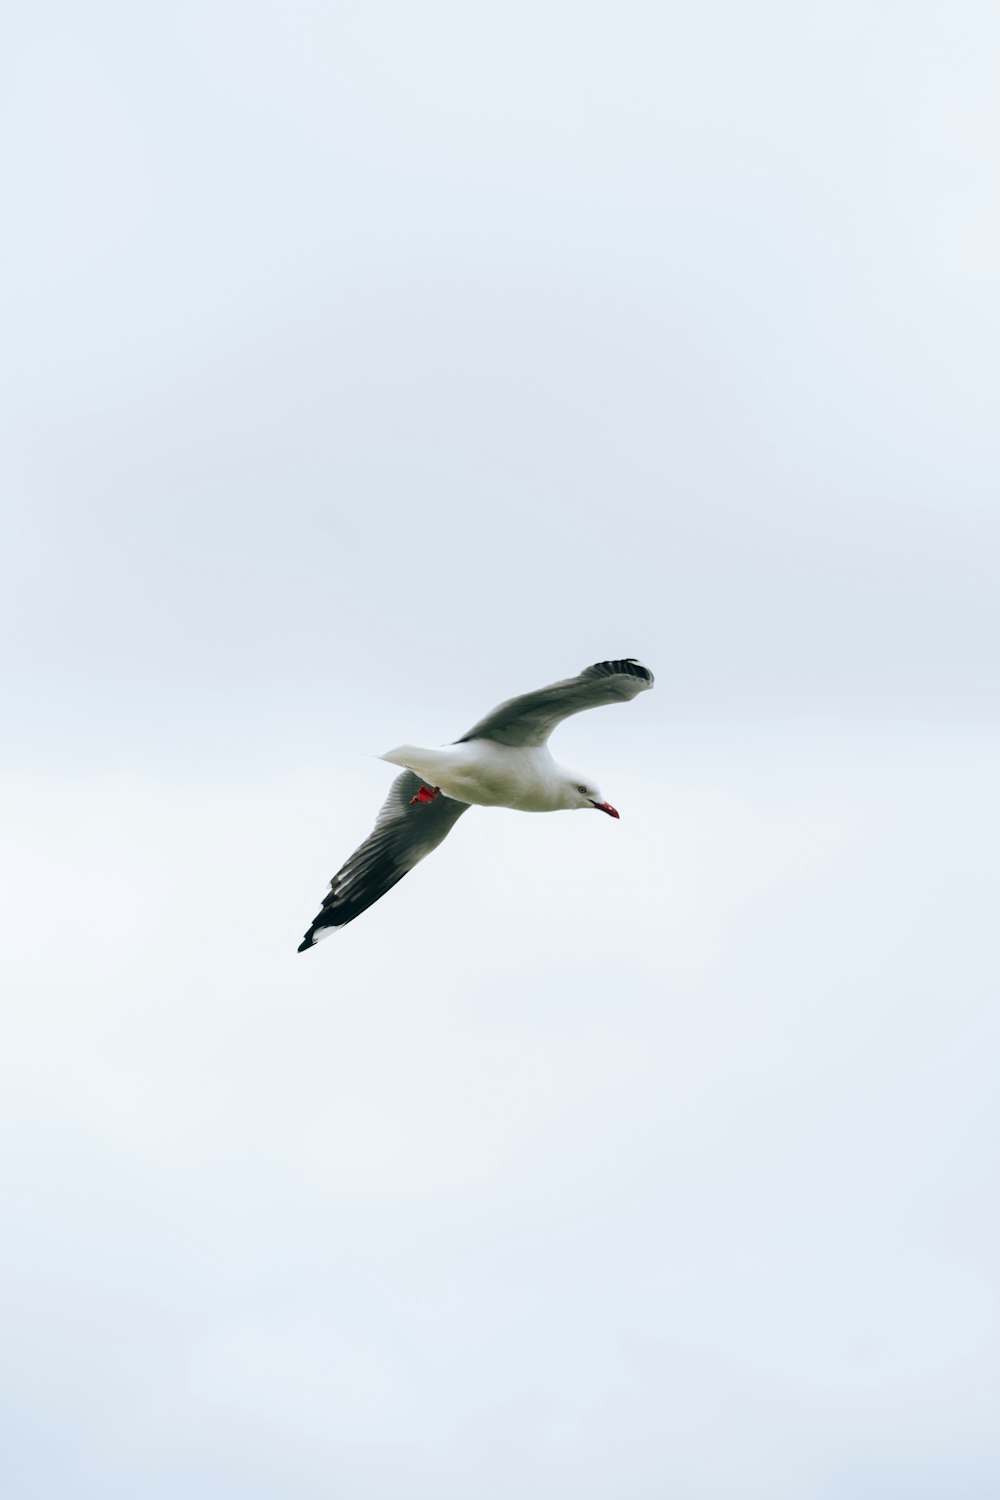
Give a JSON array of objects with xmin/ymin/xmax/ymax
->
[{"xmin": 561, "ymin": 773, "xmax": 619, "ymax": 818}]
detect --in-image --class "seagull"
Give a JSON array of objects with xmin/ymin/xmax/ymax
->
[{"xmin": 297, "ymin": 657, "xmax": 654, "ymax": 949}]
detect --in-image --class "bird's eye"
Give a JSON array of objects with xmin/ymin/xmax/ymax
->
[{"xmin": 577, "ymin": 785, "xmax": 587, "ymax": 794}]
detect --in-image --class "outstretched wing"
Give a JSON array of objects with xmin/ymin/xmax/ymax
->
[
  {"xmin": 297, "ymin": 771, "xmax": 471, "ymax": 947},
  {"xmin": 456, "ymin": 658, "xmax": 654, "ymax": 748}
]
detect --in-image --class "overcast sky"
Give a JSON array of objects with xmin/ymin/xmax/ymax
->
[{"xmin": 2, "ymin": 3, "xmax": 999, "ymax": 1497}]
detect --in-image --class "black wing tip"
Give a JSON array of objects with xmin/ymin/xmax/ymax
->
[
  {"xmin": 585, "ymin": 657, "xmax": 654, "ymax": 685},
  {"xmin": 297, "ymin": 919, "xmax": 339, "ymax": 951}
]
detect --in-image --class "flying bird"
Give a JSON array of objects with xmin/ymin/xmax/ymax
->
[{"xmin": 297, "ymin": 657, "xmax": 654, "ymax": 949}]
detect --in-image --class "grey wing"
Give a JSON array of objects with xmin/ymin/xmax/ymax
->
[
  {"xmin": 297, "ymin": 771, "xmax": 471, "ymax": 947},
  {"xmin": 456, "ymin": 658, "xmax": 654, "ymax": 748}
]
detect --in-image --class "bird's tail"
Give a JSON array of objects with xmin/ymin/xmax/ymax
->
[
  {"xmin": 379, "ymin": 744, "xmax": 423, "ymax": 769},
  {"xmin": 378, "ymin": 745, "xmax": 449, "ymax": 785}
]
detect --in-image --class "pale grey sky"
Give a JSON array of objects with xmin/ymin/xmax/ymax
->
[{"xmin": 1, "ymin": 2, "xmax": 998, "ymax": 1497}]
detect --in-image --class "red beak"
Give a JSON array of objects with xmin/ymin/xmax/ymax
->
[{"xmin": 591, "ymin": 800, "xmax": 620, "ymax": 819}]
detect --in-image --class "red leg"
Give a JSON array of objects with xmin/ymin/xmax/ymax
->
[{"xmin": 409, "ymin": 785, "xmax": 440, "ymax": 805}]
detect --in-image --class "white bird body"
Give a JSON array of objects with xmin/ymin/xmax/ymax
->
[{"xmin": 380, "ymin": 740, "xmax": 576, "ymax": 812}]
